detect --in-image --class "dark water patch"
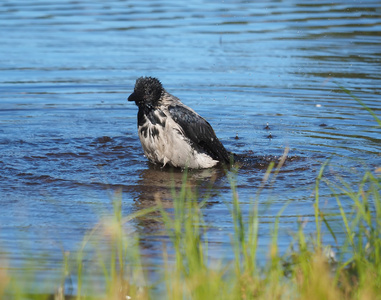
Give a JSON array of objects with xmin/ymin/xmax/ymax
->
[
  {"xmin": 93, "ymin": 135, "xmax": 113, "ymax": 144},
  {"xmin": 233, "ymin": 152, "xmax": 307, "ymax": 169}
]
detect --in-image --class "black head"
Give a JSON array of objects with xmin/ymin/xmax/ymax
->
[{"xmin": 128, "ymin": 77, "xmax": 164, "ymax": 109}]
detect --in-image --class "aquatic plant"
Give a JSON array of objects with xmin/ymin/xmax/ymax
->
[{"xmin": 1, "ymin": 156, "xmax": 379, "ymax": 300}]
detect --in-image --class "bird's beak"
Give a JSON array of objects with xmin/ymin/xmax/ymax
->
[{"xmin": 128, "ymin": 92, "xmax": 136, "ymax": 102}]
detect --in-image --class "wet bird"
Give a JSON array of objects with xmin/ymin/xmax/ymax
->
[{"xmin": 128, "ymin": 76, "xmax": 230, "ymax": 169}]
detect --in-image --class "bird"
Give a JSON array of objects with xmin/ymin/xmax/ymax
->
[{"xmin": 128, "ymin": 76, "xmax": 231, "ymax": 169}]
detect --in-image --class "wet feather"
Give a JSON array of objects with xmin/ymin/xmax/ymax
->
[{"xmin": 128, "ymin": 77, "xmax": 230, "ymax": 168}]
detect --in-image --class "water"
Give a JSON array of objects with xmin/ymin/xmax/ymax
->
[{"xmin": 0, "ymin": 0, "xmax": 380, "ymax": 293}]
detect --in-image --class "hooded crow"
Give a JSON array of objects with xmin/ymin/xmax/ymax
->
[{"xmin": 128, "ymin": 76, "xmax": 230, "ymax": 169}]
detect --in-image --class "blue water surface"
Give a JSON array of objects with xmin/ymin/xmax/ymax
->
[{"xmin": 0, "ymin": 0, "xmax": 380, "ymax": 294}]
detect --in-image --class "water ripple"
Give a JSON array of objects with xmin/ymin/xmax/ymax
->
[{"xmin": 0, "ymin": 0, "xmax": 380, "ymax": 287}]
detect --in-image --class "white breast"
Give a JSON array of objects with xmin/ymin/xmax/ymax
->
[{"xmin": 138, "ymin": 111, "xmax": 218, "ymax": 169}]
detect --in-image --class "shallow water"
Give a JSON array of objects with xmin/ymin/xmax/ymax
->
[{"xmin": 0, "ymin": 0, "xmax": 380, "ymax": 293}]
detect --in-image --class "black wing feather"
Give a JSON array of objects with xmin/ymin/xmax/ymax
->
[{"xmin": 168, "ymin": 105, "xmax": 230, "ymax": 163}]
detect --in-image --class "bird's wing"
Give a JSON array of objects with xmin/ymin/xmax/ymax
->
[{"xmin": 168, "ymin": 104, "xmax": 230, "ymax": 163}]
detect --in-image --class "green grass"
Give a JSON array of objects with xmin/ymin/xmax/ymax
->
[{"xmin": 1, "ymin": 161, "xmax": 380, "ymax": 300}]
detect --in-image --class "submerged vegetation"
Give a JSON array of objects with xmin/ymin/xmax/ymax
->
[{"xmin": 1, "ymin": 160, "xmax": 380, "ymax": 300}]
